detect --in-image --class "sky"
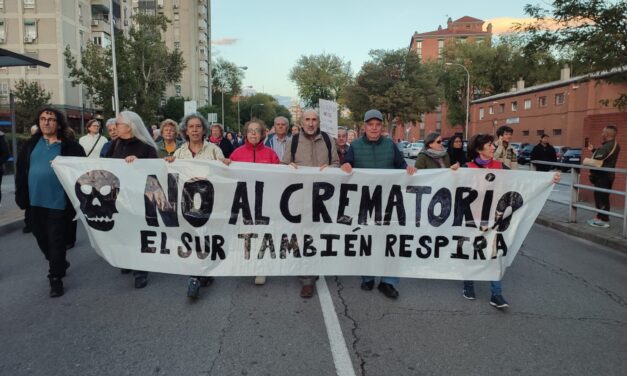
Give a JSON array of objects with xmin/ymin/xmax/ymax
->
[{"xmin": 211, "ymin": 0, "xmax": 538, "ymax": 104}]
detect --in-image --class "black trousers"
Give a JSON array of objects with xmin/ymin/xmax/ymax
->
[
  {"xmin": 592, "ymin": 173, "xmax": 614, "ymax": 222},
  {"xmin": 30, "ymin": 206, "xmax": 68, "ymax": 279}
]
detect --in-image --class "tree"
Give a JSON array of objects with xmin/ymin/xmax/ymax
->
[
  {"xmin": 64, "ymin": 14, "xmax": 185, "ymax": 123},
  {"xmin": 160, "ymin": 96, "xmax": 186, "ymax": 123},
  {"xmin": 11, "ymin": 79, "xmax": 52, "ymax": 133},
  {"xmin": 516, "ymin": 0, "xmax": 627, "ymax": 108},
  {"xmin": 238, "ymin": 93, "xmax": 292, "ymax": 131},
  {"xmin": 289, "ymin": 53, "xmax": 353, "ymax": 108},
  {"xmin": 342, "ymin": 49, "xmax": 441, "ymax": 131}
]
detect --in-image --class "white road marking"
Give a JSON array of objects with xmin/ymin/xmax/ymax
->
[{"xmin": 317, "ymin": 277, "xmax": 357, "ymax": 376}]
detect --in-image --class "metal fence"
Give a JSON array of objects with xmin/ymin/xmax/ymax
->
[{"xmin": 532, "ymin": 160, "xmax": 627, "ymax": 237}]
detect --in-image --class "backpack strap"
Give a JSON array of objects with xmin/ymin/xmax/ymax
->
[
  {"xmin": 290, "ymin": 134, "xmax": 299, "ymax": 162},
  {"xmin": 290, "ymin": 132, "xmax": 332, "ymax": 165}
]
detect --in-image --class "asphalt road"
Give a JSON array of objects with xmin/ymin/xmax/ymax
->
[{"xmin": 1, "ymin": 221, "xmax": 626, "ymax": 376}]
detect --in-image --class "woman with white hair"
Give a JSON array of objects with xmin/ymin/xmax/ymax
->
[
  {"xmin": 165, "ymin": 113, "xmax": 224, "ymax": 300},
  {"xmin": 105, "ymin": 110, "xmax": 158, "ymax": 289}
]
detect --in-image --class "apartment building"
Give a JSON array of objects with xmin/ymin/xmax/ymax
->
[
  {"xmin": 393, "ymin": 16, "xmax": 492, "ymax": 142},
  {"xmin": 134, "ymin": 0, "xmax": 210, "ymax": 105}
]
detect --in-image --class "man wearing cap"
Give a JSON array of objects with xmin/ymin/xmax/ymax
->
[
  {"xmin": 341, "ymin": 109, "xmax": 416, "ymax": 299},
  {"xmin": 283, "ymin": 109, "xmax": 339, "ymax": 299}
]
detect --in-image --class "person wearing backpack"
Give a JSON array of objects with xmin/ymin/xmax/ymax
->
[{"xmin": 281, "ymin": 109, "xmax": 339, "ymax": 298}]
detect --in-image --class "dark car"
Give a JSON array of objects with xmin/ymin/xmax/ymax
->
[
  {"xmin": 560, "ymin": 148, "xmax": 582, "ymax": 172},
  {"xmin": 517, "ymin": 144, "xmax": 535, "ymax": 165}
]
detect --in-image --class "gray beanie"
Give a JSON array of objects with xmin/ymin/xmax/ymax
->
[{"xmin": 424, "ymin": 132, "xmax": 440, "ymax": 148}]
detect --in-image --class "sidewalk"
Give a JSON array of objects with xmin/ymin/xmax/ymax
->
[{"xmin": 2, "ymin": 173, "xmax": 626, "ymax": 252}]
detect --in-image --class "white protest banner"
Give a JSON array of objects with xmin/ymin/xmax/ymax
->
[
  {"xmin": 319, "ymin": 99, "xmax": 338, "ymax": 138},
  {"xmin": 53, "ymin": 158, "xmax": 554, "ymax": 281},
  {"xmin": 184, "ymin": 100, "xmax": 197, "ymax": 116}
]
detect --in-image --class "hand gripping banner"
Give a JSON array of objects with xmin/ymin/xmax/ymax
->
[{"xmin": 53, "ymin": 158, "xmax": 554, "ymax": 281}]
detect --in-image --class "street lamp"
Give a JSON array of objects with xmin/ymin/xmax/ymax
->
[
  {"xmin": 250, "ymin": 103, "xmax": 264, "ymax": 120},
  {"xmin": 445, "ymin": 62, "xmax": 470, "ymax": 138},
  {"xmin": 236, "ymin": 66, "xmax": 248, "ymax": 134}
]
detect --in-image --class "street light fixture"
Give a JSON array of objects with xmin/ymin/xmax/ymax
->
[
  {"xmin": 236, "ymin": 66, "xmax": 248, "ymax": 134},
  {"xmin": 445, "ymin": 62, "xmax": 470, "ymax": 138},
  {"xmin": 250, "ymin": 103, "xmax": 264, "ymax": 120}
]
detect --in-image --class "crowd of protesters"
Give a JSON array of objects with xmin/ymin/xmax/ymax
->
[{"xmin": 12, "ymin": 105, "xmax": 610, "ymax": 311}]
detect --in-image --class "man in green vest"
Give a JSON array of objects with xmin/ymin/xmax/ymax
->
[{"xmin": 340, "ymin": 109, "xmax": 416, "ymax": 299}]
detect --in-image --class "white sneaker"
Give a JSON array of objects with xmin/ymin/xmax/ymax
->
[
  {"xmin": 254, "ymin": 276, "xmax": 266, "ymax": 285},
  {"xmin": 587, "ymin": 218, "xmax": 610, "ymax": 228}
]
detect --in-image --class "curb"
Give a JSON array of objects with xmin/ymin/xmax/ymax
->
[
  {"xmin": 0, "ymin": 218, "xmax": 23, "ymax": 236},
  {"xmin": 535, "ymin": 215, "xmax": 627, "ymax": 254}
]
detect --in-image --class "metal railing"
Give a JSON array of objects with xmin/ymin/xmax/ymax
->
[{"xmin": 532, "ymin": 160, "xmax": 627, "ymax": 237}]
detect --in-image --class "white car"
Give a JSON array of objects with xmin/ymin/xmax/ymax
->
[{"xmin": 405, "ymin": 142, "xmax": 425, "ymax": 159}]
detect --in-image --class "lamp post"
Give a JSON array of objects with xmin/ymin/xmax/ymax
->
[
  {"xmin": 236, "ymin": 66, "xmax": 248, "ymax": 134},
  {"xmin": 250, "ymin": 103, "xmax": 264, "ymax": 120},
  {"xmin": 445, "ymin": 62, "xmax": 470, "ymax": 138}
]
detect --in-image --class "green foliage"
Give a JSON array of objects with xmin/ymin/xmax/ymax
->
[
  {"xmin": 341, "ymin": 49, "xmax": 441, "ymax": 128},
  {"xmin": 238, "ymin": 93, "xmax": 292, "ymax": 131},
  {"xmin": 64, "ymin": 14, "xmax": 185, "ymax": 124},
  {"xmin": 160, "ymin": 96, "xmax": 186, "ymax": 123},
  {"xmin": 212, "ymin": 58, "xmax": 244, "ymax": 95},
  {"xmin": 289, "ymin": 53, "xmax": 353, "ymax": 108},
  {"xmin": 11, "ymin": 79, "xmax": 52, "ymax": 133},
  {"xmin": 517, "ymin": 0, "xmax": 626, "ymax": 109}
]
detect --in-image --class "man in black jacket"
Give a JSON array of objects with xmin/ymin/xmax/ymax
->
[
  {"xmin": 0, "ymin": 130, "xmax": 10, "ymax": 205},
  {"xmin": 530, "ymin": 134, "xmax": 557, "ymax": 172},
  {"xmin": 15, "ymin": 108, "xmax": 85, "ymax": 297}
]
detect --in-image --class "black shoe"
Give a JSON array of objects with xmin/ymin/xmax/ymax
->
[
  {"xmin": 22, "ymin": 226, "xmax": 32, "ymax": 234},
  {"xmin": 134, "ymin": 276, "xmax": 148, "ymax": 289},
  {"xmin": 360, "ymin": 280, "xmax": 374, "ymax": 291},
  {"xmin": 463, "ymin": 285, "xmax": 476, "ymax": 300},
  {"xmin": 490, "ymin": 294, "xmax": 509, "ymax": 309},
  {"xmin": 64, "ymin": 261, "xmax": 71, "ymax": 274},
  {"xmin": 65, "ymin": 243, "xmax": 75, "ymax": 250},
  {"xmin": 120, "ymin": 269, "xmax": 132, "ymax": 274},
  {"xmin": 198, "ymin": 276, "xmax": 214, "ymax": 287},
  {"xmin": 50, "ymin": 278, "xmax": 64, "ymax": 298},
  {"xmin": 377, "ymin": 282, "xmax": 399, "ymax": 299},
  {"xmin": 187, "ymin": 278, "xmax": 201, "ymax": 299}
]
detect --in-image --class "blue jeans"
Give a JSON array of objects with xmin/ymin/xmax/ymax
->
[
  {"xmin": 464, "ymin": 280, "xmax": 502, "ymax": 295},
  {"xmin": 362, "ymin": 276, "xmax": 400, "ymax": 286}
]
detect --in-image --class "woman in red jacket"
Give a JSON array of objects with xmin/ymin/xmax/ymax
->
[
  {"xmin": 228, "ymin": 120, "xmax": 280, "ymax": 164},
  {"xmin": 225, "ymin": 120, "xmax": 279, "ymax": 285},
  {"xmin": 462, "ymin": 134, "xmax": 559, "ymax": 309}
]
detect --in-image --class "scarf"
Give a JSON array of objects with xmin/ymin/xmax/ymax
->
[
  {"xmin": 474, "ymin": 157, "xmax": 492, "ymax": 166},
  {"xmin": 209, "ymin": 136, "xmax": 222, "ymax": 145}
]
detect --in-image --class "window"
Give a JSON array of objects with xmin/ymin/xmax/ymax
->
[
  {"xmin": 174, "ymin": 13, "xmax": 179, "ymax": 21},
  {"xmin": 23, "ymin": 0, "xmax": 35, "ymax": 9},
  {"xmin": 479, "ymin": 107, "xmax": 484, "ymax": 120},
  {"xmin": 174, "ymin": 41, "xmax": 180, "ymax": 49},
  {"xmin": 522, "ymin": 130, "xmax": 529, "ymax": 136},
  {"xmin": 498, "ymin": 103, "xmax": 505, "ymax": 113},
  {"xmin": 436, "ymin": 121, "xmax": 441, "ymax": 131},
  {"xmin": 0, "ymin": 19, "xmax": 6, "ymax": 43},
  {"xmin": 0, "ymin": 81, "xmax": 9, "ymax": 96},
  {"xmin": 0, "ymin": 0, "xmax": 4, "ymax": 9},
  {"xmin": 488, "ymin": 105, "xmax": 494, "ymax": 115},
  {"xmin": 476, "ymin": 37, "xmax": 484, "ymax": 44},
  {"xmin": 415, "ymin": 40, "xmax": 422, "ymax": 60},
  {"xmin": 555, "ymin": 93, "xmax": 565, "ymax": 105},
  {"xmin": 419, "ymin": 129, "xmax": 425, "ymax": 139},
  {"xmin": 437, "ymin": 40, "xmax": 444, "ymax": 57},
  {"xmin": 175, "ymin": 84, "xmax": 181, "ymax": 96},
  {"xmin": 538, "ymin": 96, "xmax": 547, "ymax": 107},
  {"xmin": 24, "ymin": 19, "xmax": 37, "ymax": 42},
  {"xmin": 511, "ymin": 101, "xmax": 517, "ymax": 111},
  {"xmin": 458, "ymin": 37, "xmax": 467, "ymax": 44},
  {"xmin": 536, "ymin": 129, "xmax": 544, "ymax": 136},
  {"xmin": 93, "ymin": 36, "xmax": 102, "ymax": 46},
  {"xmin": 524, "ymin": 99, "xmax": 531, "ymax": 110},
  {"xmin": 553, "ymin": 129, "xmax": 562, "ymax": 136}
]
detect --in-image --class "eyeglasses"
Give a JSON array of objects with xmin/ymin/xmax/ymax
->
[
  {"xmin": 247, "ymin": 129, "xmax": 262, "ymax": 134},
  {"xmin": 39, "ymin": 117, "xmax": 57, "ymax": 123}
]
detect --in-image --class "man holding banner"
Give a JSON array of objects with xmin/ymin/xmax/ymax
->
[
  {"xmin": 282, "ymin": 109, "xmax": 339, "ymax": 298},
  {"xmin": 341, "ymin": 109, "xmax": 416, "ymax": 299}
]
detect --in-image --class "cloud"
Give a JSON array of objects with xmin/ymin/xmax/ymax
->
[
  {"xmin": 486, "ymin": 17, "xmax": 585, "ymax": 35},
  {"xmin": 212, "ymin": 38, "xmax": 238, "ymax": 46}
]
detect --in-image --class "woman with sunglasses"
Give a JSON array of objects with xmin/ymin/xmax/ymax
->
[{"xmin": 415, "ymin": 132, "xmax": 454, "ymax": 170}]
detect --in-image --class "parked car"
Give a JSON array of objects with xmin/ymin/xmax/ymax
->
[
  {"xmin": 560, "ymin": 148, "xmax": 582, "ymax": 172},
  {"xmin": 553, "ymin": 145, "xmax": 569, "ymax": 161},
  {"xmin": 517, "ymin": 144, "xmax": 535, "ymax": 165},
  {"xmin": 404, "ymin": 141, "xmax": 425, "ymax": 159},
  {"xmin": 396, "ymin": 140, "xmax": 409, "ymax": 152},
  {"xmin": 510, "ymin": 142, "xmax": 525, "ymax": 157}
]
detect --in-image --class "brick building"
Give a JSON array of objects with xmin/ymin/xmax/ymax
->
[
  {"xmin": 393, "ymin": 16, "xmax": 492, "ymax": 142},
  {"xmin": 471, "ymin": 67, "xmax": 627, "ymax": 208}
]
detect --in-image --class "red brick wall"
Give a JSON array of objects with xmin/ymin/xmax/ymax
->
[{"xmin": 580, "ymin": 113, "xmax": 627, "ymax": 208}]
